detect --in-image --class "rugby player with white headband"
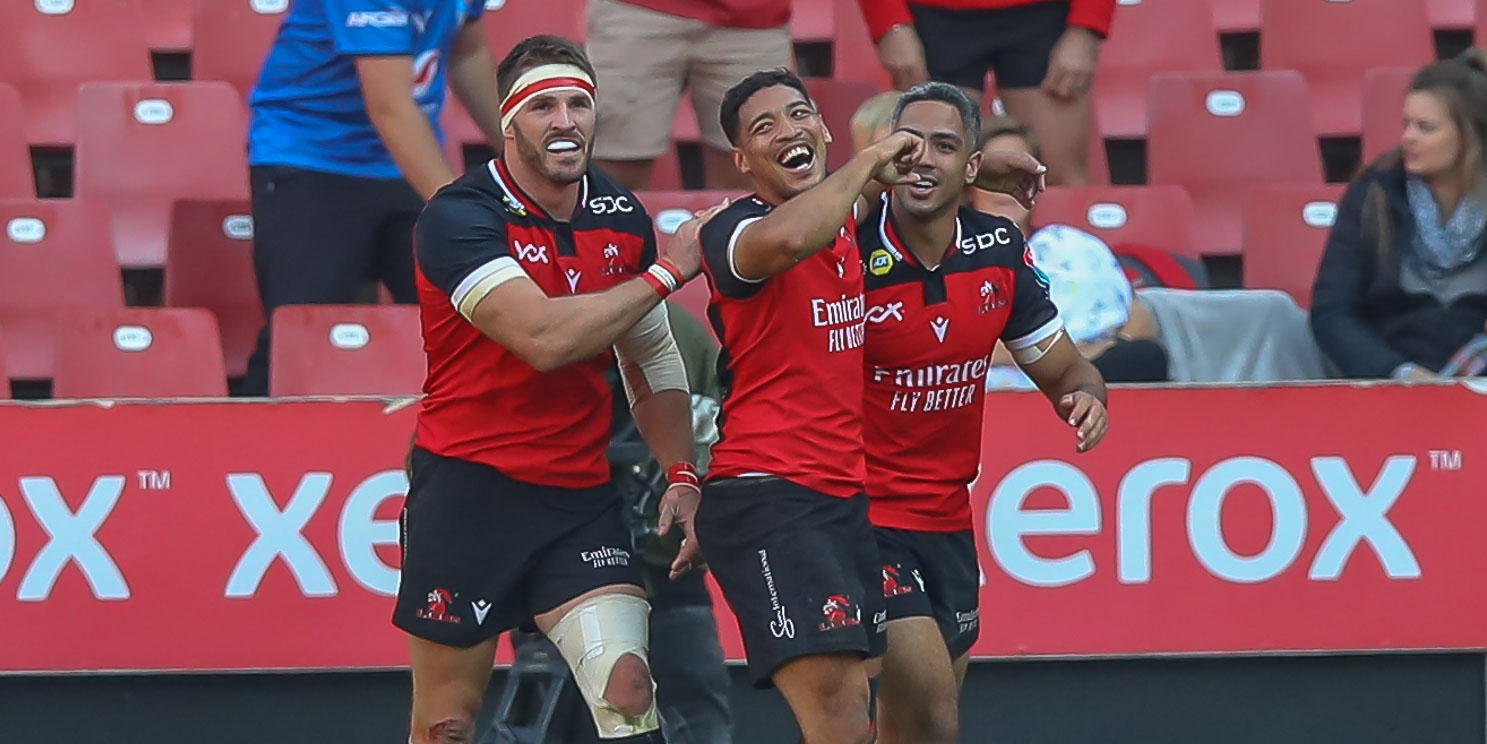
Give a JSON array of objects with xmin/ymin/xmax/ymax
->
[{"xmin": 397, "ymin": 35, "xmax": 723, "ymax": 744}]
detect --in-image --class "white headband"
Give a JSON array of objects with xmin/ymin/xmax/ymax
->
[{"xmin": 500, "ymin": 63, "xmax": 597, "ymax": 131}]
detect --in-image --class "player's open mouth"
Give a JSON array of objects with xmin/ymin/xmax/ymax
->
[
  {"xmin": 907, "ymin": 174, "xmax": 938, "ymax": 196},
  {"xmin": 545, "ymin": 138, "xmax": 582, "ymax": 155},
  {"xmin": 777, "ymin": 144, "xmax": 815, "ymax": 173}
]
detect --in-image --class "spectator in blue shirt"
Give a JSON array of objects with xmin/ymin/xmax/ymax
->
[{"xmin": 242, "ymin": 0, "xmax": 504, "ymax": 395}]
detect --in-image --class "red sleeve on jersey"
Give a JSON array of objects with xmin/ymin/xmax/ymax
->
[
  {"xmin": 1068, "ymin": 0, "xmax": 1116, "ymax": 37},
  {"xmin": 699, "ymin": 198, "xmax": 772, "ymax": 301},
  {"xmin": 858, "ymin": 0, "xmax": 914, "ymax": 42},
  {"xmin": 414, "ymin": 192, "xmax": 512, "ymax": 297}
]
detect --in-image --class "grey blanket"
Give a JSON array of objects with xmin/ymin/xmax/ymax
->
[{"xmin": 1138, "ymin": 288, "xmax": 1333, "ymax": 383}]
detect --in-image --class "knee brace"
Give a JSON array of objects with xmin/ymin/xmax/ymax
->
[{"xmin": 549, "ymin": 593, "xmax": 660, "ymax": 739}]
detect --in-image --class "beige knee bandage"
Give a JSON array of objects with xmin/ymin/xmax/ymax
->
[{"xmin": 548, "ymin": 593, "xmax": 659, "ymax": 739}]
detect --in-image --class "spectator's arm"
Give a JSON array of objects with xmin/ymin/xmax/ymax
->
[
  {"xmin": 1309, "ymin": 177, "xmax": 1411, "ymax": 378},
  {"xmin": 448, "ymin": 18, "xmax": 505, "ymax": 153},
  {"xmin": 1067, "ymin": 0, "xmax": 1116, "ymax": 37},
  {"xmin": 356, "ymin": 55, "xmax": 458, "ymax": 199}
]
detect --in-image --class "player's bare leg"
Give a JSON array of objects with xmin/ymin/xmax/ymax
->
[
  {"xmin": 997, "ymin": 87, "xmax": 1092, "ymax": 187},
  {"xmin": 953, "ymin": 651, "xmax": 971, "ymax": 688},
  {"xmin": 534, "ymin": 584, "xmax": 661, "ymax": 738},
  {"xmin": 875, "ymin": 618, "xmax": 959, "ymax": 744},
  {"xmin": 773, "ymin": 652, "xmax": 875, "ymax": 744},
  {"xmin": 408, "ymin": 636, "xmax": 499, "ymax": 744}
]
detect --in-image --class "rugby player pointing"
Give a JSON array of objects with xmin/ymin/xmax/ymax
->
[
  {"xmin": 397, "ymin": 36, "xmax": 715, "ymax": 744},
  {"xmin": 693, "ymin": 69, "xmax": 1044, "ymax": 744},
  {"xmin": 862, "ymin": 83, "xmax": 1109, "ymax": 744}
]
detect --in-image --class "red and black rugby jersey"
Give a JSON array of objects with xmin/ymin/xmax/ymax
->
[
  {"xmin": 861, "ymin": 195, "xmax": 1061, "ymax": 531},
  {"xmin": 699, "ymin": 196, "xmax": 867, "ymax": 499},
  {"xmin": 414, "ymin": 158, "xmax": 656, "ymax": 488}
]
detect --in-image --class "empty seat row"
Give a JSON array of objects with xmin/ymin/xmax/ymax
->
[{"xmin": 0, "ymin": 305, "xmax": 423, "ymax": 400}]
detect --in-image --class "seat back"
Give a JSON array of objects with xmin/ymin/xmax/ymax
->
[
  {"xmin": 0, "ymin": 199, "xmax": 123, "ymax": 378},
  {"xmin": 1093, "ymin": 0, "xmax": 1223, "ymax": 138},
  {"xmin": 193, "ymin": 0, "xmax": 291, "ymax": 100},
  {"xmin": 269, "ymin": 305, "xmax": 426, "ymax": 396},
  {"xmin": 0, "ymin": 85, "xmax": 34, "ymax": 198},
  {"xmin": 1360, "ymin": 67, "xmax": 1417, "ymax": 167},
  {"xmin": 164, "ymin": 199, "xmax": 264, "ymax": 377},
  {"xmin": 1033, "ymin": 185, "xmax": 1198, "ymax": 258},
  {"xmin": 1242, "ymin": 184, "xmax": 1345, "ymax": 309},
  {"xmin": 53, "ymin": 308, "xmax": 227, "ymax": 398}
]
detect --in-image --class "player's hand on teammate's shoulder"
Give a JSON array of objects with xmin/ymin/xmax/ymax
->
[
  {"xmin": 868, "ymin": 130, "xmax": 927, "ymax": 186},
  {"xmin": 1059, "ymin": 390, "xmax": 1109, "ymax": 453},
  {"xmin": 660, "ymin": 200, "xmax": 731, "ymax": 281},
  {"xmin": 976, "ymin": 150, "xmax": 1048, "ymax": 210}
]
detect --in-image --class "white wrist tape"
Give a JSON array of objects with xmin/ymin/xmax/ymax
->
[
  {"xmin": 614, "ymin": 303, "xmax": 689, "ymax": 404},
  {"xmin": 645, "ymin": 263, "xmax": 681, "ymax": 293}
]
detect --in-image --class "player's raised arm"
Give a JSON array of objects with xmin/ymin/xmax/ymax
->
[{"xmin": 416, "ymin": 195, "xmax": 712, "ymax": 373}]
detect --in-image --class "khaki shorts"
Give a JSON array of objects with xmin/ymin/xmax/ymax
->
[{"xmin": 586, "ymin": 0, "xmax": 793, "ymax": 158}]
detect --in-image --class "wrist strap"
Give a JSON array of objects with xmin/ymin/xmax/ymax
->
[
  {"xmin": 667, "ymin": 462, "xmax": 700, "ymax": 492},
  {"xmin": 643, "ymin": 260, "xmax": 685, "ymax": 298}
]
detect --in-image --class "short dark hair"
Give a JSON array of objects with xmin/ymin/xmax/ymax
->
[
  {"xmin": 496, "ymin": 35, "xmax": 597, "ymax": 99},
  {"xmin": 719, "ymin": 68, "xmax": 814, "ymax": 146},
  {"xmin": 891, "ymin": 82, "xmax": 981, "ymax": 147}
]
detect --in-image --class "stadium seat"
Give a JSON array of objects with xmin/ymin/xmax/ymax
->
[
  {"xmin": 164, "ymin": 200, "xmax": 263, "ymax": 378},
  {"xmin": 1093, "ymin": 0, "xmax": 1223, "ymax": 139},
  {"xmin": 193, "ymin": 0, "xmax": 290, "ymax": 100},
  {"xmin": 1242, "ymin": 184, "xmax": 1345, "ymax": 309},
  {"xmin": 0, "ymin": 0, "xmax": 153, "ymax": 146},
  {"xmin": 482, "ymin": 0, "xmax": 586, "ymax": 60},
  {"xmin": 0, "ymin": 85, "xmax": 34, "ymax": 198},
  {"xmin": 1431, "ymin": 0, "xmax": 1474, "ymax": 29},
  {"xmin": 793, "ymin": 0, "xmax": 834, "ymax": 41},
  {"xmin": 1086, "ymin": 134, "xmax": 1110, "ymax": 186},
  {"xmin": 145, "ymin": 0, "xmax": 193, "ymax": 50},
  {"xmin": 1147, "ymin": 71, "xmax": 1323, "ymax": 255},
  {"xmin": 1260, "ymin": 0, "xmax": 1433, "ymax": 137},
  {"xmin": 806, "ymin": 78, "xmax": 881, "ymax": 171},
  {"xmin": 0, "ymin": 199, "xmax": 124, "ymax": 379},
  {"xmin": 269, "ymin": 305, "xmax": 425, "ymax": 396},
  {"xmin": 1032, "ymin": 185, "xmax": 1197, "ymax": 258},
  {"xmin": 1212, "ymin": 0, "xmax": 1259, "ymax": 32},
  {"xmin": 74, "ymin": 82, "xmax": 251, "ymax": 268},
  {"xmin": 832, "ymin": 0, "xmax": 891, "ymax": 89},
  {"xmin": 1360, "ymin": 67, "xmax": 1416, "ymax": 167},
  {"xmin": 0, "ymin": 330, "xmax": 9, "ymax": 399},
  {"xmin": 53, "ymin": 308, "xmax": 228, "ymax": 398}
]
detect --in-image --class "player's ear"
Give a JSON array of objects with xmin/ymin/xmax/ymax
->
[
  {"xmin": 822, "ymin": 119, "xmax": 833, "ymax": 145},
  {"xmin": 733, "ymin": 147, "xmax": 751, "ymax": 175},
  {"xmin": 965, "ymin": 148, "xmax": 982, "ymax": 185}
]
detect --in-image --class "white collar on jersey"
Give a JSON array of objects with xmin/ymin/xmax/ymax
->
[
  {"xmin": 486, "ymin": 158, "xmax": 591, "ymax": 221},
  {"xmin": 877, "ymin": 192, "xmax": 963, "ymax": 270}
]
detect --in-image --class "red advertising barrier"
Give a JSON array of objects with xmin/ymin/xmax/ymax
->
[{"xmin": 0, "ymin": 383, "xmax": 1483, "ymax": 673}]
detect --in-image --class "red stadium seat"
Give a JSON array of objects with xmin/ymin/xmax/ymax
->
[
  {"xmin": 0, "ymin": 85, "xmax": 34, "ymax": 198},
  {"xmin": 1260, "ymin": 0, "xmax": 1433, "ymax": 137},
  {"xmin": 1093, "ymin": 0, "xmax": 1223, "ymax": 138},
  {"xmin": 53, "ymin": 308, "xmax": 227, "ymax": 398},
  {"xmin": 1242, "ymin": 184, "xmax": 1345, "ymax": 309},
  {"xmin": 164, "ymin": 200, "xmax": 263, "ymax": 378},
  {"xmin": 1212, "ymin": 0, "xmax": 1259, "ymax": 32},
  {"xmin": 0, "ymin": 329, "xmax": 10, "ymax": 399},
  {"xmin": 0, "ymin": 199, "xmax": 123, "ymax": 379},
  {"xmin": 793, "ymin": 0, "xmax": 834, "ymax": 41},
  {"xmin": 806, "ymin": 78, "xmax": 881, "ymax": 170},
  {"xmin": 1032, "ymin": 186, "xmax": 1197, "ymax": 258},
  {"xmin": 269, "ymin": 305, "xmax": 425, "ymax": 396},
  {"xmin": 145, "ymin": 0, "xmax": 193, "ymax": 50},
  {"xmin": 832, "ymin": 0, "xmax": 891, "ymax": 89},
  {"xmin": 1147, "ymin": 71, "xmax": 1322, "ymax": 255},
  {"xmin": 1431, "ymin": 0, "xmax": 1474, "ymax": 29},
  {"xmin": 74, "ymin": 82, "xmax": 250, "ymax": 268},
  {"xmin": 482, "ymin": 0, "xmax": 586, "ymax": 60},
  {"xmin": 193, "ymin": 0, "xmax": 290, "ymax": 100},
  {"xmin": 1086, "ymin": 133, "xmax": 1110, "ymax": 186},
  {"xmin": 0, "ymin": 0, "xmax": 153, "ymax": 146},
  {"xmin": 1360, "ymin": 67, "xmax": 1416, "ymax": 167}
]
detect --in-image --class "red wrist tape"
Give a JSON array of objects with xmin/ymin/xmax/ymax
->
[
  {"xmin": 667, "ymin": 462, "xmax": 700, "ymax": 489},
  {"xmin": 641, "ymin": 270, "xmax": 671, "ymax": 298}
]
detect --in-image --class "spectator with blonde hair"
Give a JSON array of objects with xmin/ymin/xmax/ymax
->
[
  {"xmin": 850, "ymin": 91, "xmax": 903, "ymax": 150},
  {"xmin": 1312, "ymin": 49, "xmax": 1487, "ymax": 380}
]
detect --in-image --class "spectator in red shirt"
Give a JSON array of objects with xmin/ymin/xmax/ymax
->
[
  {"xmin": 856, "ymin": 0, "xmax": 1115, "ymax": 186},
  {"xmin": 587, "ymin": 0, "xmax": 794, "ymax": 190}
]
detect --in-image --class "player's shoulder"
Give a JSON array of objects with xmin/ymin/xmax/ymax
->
[
  {"xmin": 699, "ymin": 195, "xmax": 772, "ymax": 247},
  {"xmin": 581, "ymin": 166, "xmax": 654, "ymax": 233},
  {"xmin": 954, "ymin": 205, "xmax": 1027, "ymax": 265}
]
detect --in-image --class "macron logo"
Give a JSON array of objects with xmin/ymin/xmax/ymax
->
[{"xmin": 346, "ymin": 10, "xmax": 409, "ymax": 27}]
